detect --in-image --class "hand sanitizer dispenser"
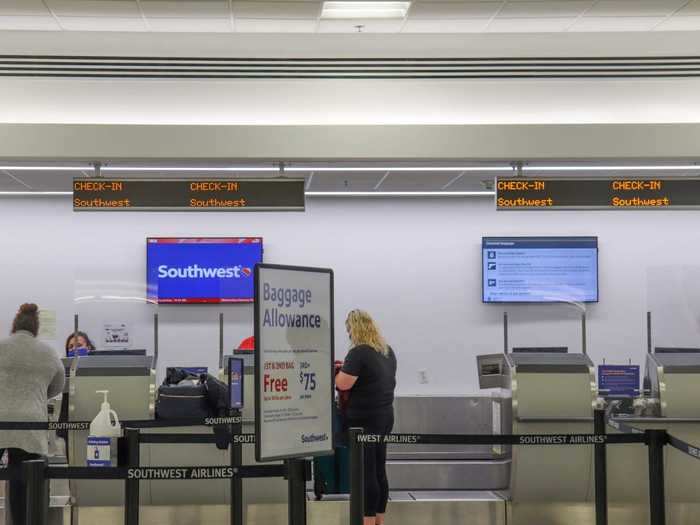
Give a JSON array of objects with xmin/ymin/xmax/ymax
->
[{"xmin": 86, "ymin": 390, "xmax": 122, "ymax": 467}]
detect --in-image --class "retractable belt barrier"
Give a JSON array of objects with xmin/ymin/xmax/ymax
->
[
  {"xmin": 347, "ymin": 409, "xmax": 692, "ymax": 525},
  {"xmin": 10, "ymin": 411, "xmax": 700, "ymax": 525},
  {"xmin": 43, "ymin": 464, "xmax": 286, "ymax": 480},
  {"xmin": 352, "ymin": 432, "xmax": 644, "ymax": 445},
  {"xmin": 606, "ymin": 417, "xmax": 646, "ymax": 435},
  {"xmin": 667, "ymin": 434, "xmax": 700, "ymax": 460},
  {"xmin": 0, "ymin": 415, "xmax": 243, "ymax": 431},
  {"xmin": 0, "ymin": 419, "xmax": 306, "ymax": 525}
]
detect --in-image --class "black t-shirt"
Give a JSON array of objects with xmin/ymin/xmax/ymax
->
[{"xmin": 341, "ymin": 344, "xmax": 397, "ymax": 418}]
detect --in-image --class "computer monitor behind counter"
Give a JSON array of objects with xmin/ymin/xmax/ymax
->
[
  {"xmin": 654, "ymin": 347, "xmax": 700, "ymax": 354},
  {"xmin": 512, "ymin": 347, "xmax": 568, "ymax": 354}
]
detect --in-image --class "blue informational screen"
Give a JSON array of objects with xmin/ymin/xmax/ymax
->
[
  {"xmin": 147, "ymin": 238, "xmax": 262, "ymax": 304},
  {"xmin": 598, "ymin": 365, "xmax": 640, "ymax": 397},
  {"xmin": 228, "ymin": 357, "xmax": 244, "ymax": 410},
  {"xmin": 482, "ymin": 237, "xmax": 598, "ymax": 303}
]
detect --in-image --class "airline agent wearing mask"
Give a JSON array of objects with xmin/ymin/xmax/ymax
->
[{"xmin": 65, "ymin": 331, "xmax": 96, "ymax": 357}]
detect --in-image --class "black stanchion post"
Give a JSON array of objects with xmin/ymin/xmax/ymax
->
[
  {"xmin": 125, "ymin": 428, "xmax": 140, "ymax": 525},
  {"xmin": 348, "ymin": 427, "xmax": 364, "ymax": 525},
  {"xmin": 593, "ymin": 408, "xmax": 608, "ymax": 525},
  {"xmin": 646, "ymin": 429, "xmax": 667, "ymax": 525},
  {"xmin": 287, "ymin": 458, "xmax": 307, "ymax": 525},
  {"xmin": 230, "ymin": 410, "xmax": 243, "ymax": 525},
  {"xmin": 23, "ymin": 457, "xmax": 48, "ymax": 525}
]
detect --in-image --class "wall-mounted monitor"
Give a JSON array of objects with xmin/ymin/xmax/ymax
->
[
  {"xmin": 147, "ymin": 237, "xmax": 263, "ymax": 304},
  {"xmin": 482, "ymin": 236, "xmax": 598, "ymax": 303}
]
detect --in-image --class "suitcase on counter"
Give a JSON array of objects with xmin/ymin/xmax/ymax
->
[{"xmin": 156, "ymin": 384, "xmax": 211, "ymax": 420}]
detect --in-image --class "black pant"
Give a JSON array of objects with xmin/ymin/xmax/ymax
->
[
  {"xmin": 1, "ymin": 448, "xmax": 41, "ymax": 525},
  {"xmin": 347, "ymin": 411, "xmax": 394, "ymax": 518}
]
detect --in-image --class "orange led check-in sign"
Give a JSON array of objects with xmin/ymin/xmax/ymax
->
[
  {"xmin": 73, "ymin": 178, "xmax": 305, "ymax": 212},
  {"xmin": 495, "ymin": 178, "xmax": 697, "ymax": 210}
]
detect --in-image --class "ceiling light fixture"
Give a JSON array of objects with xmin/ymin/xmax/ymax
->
[
  {"xmin": 286, "ymin": 166, "xmax": 511, "ymax": 172},
  {"xmin": 0, "ymin": 166, "xmax": 90, "ymax": 171},
  {"xmin": 101, "ymin": 166, "xmax": 279, "ymax": 172},
  {"xmin": 524, "ymin": 165, "xmax": 700, "ymax": 172},
  {"xmin": 0, "ymin": 190, "xmax": 493, "ymax": 197},
  {"xmin": 0, "ymin": 191, "xmax": 73, "ymax": 196},
  {"xmin": 305, "ymin": 191, "xmax": 494, "ymax": 197},
  {"xmin": 321, "ymin": 1, "xmax": 411, "ymax": 19}
]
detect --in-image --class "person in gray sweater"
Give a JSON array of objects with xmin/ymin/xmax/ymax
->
[{"xmin": 0, "ymin": 303, "xmax": 64, "ymax": 525}]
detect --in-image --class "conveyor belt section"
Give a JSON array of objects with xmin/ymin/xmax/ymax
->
[{"xmin": 307, "ymin": 490, "xmax": 506, "ymax": 502}]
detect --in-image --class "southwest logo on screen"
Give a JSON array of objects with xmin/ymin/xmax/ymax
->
[{"xmin": 157, "ymin": 264, "xmax": 252, "ymax": 279}]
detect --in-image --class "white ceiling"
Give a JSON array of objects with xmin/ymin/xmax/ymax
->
[{"xmin": 0, "ymin": 0, "xmax": 698, "ymax": 34}]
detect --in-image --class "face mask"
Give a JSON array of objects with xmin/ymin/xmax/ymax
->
[{"xmin": 67, "ymin": 347, "xmax": 90, "ymax": 357}]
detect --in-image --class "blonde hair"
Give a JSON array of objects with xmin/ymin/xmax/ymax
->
[{"xmin": 346, "ymin": 310, "xmax": 389, "ymax": 356}]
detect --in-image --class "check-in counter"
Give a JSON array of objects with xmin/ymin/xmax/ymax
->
[
  {"xmin": 64, "ymin": 353, "xmax": 287, "ymax": 517},
  {"xmin": 66, "ymin": 354, "xmax": 156, "ymax": 506},
  {"xmin": 646, "ymin": 351, "xmax": 700, "ymax": 504},
  {"xmin": 506, "ymin": 351, "xmax": 596, "ymax": 502},
  {"xmin": 387, "ymin": 395, "xmax": 511, "ymax": 491},
  {"xmin": 476, "ymin": 350, "xmax": 597, "ymax": 503}
]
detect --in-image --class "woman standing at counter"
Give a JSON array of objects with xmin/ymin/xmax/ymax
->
[
  {"xmin": 0, "ymin": 304, "xmax": 64, "ymax": 524},
  {"xmin": 336, "ymin": 310, "xmax": 397, "ymax": 525}
]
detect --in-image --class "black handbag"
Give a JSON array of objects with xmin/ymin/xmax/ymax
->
[{"xmin": 156, "ymin": 383, "xmax": 211, "ymax": 420}]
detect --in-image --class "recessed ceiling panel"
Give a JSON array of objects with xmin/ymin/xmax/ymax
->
[
  {"xmin": 380, "ymin": 171, "xmax": 463, "ymax": 191},
  {"xmin": 0, "ymin": 172, "xmax": 34, "ymax": 191},
  {"xmin": 318, "ymin": 18, "xmax": 405, "ymax": 32},
  {"xmin": 402, "ymin": 18, "xmax": 490, "ymax": 31},
  {"xmin": 499, "ymin": 1, "xmax": 591, "ymax": 18},
  {"xmin": 678, "ymin": 1, "xmax": 700, "ymax": 15},
  {"xmin": 235, "ymin": 18, "xmax": 317, "ymax": 31},
  {"xmin": 656, "ymin": 16, "xmax": 700, "ymax": 31},
  {"xmin": 586, "ymin": 0, "xmax": 685, "ymax": 17},
  {"xmin": 46, "ymin": 0, "xmax": 141, "ymax": 17},
  {"xmin": 488, "ymin": 17, "xmax": 577, "ymax": 32},
  {"xmin": 440, "ymin": 174, "xmax": 494, "ymax": 191},
  {"xmin": 571, "ymin": 16, "xmax": 665, "ymax": 31},
  {"xmin": 147, "ymin": 17, "xmax": 232, "ymax": 31},
  {"xmin": 6, "ymin": 170, "xmax": 79, "ymax": 191},
  {"xmin": 0, "ymin": 0, "xmax": 49, "ymax": 16},
  {"xmin": 410, "ymin": 2, "xmax": 502, "ymax": 19},
  {"xmin": 58, "ymin": 16, "xmax": 148, "ymax": 31},
  {"xmin": 308, "ymin": 172, "xmax": 384, "ymax": 191},
  {"xmin": 233, "ymin": 2, "xmax": 320, "ymax": 19},
  {"xmin": 140, "ymin": 0, "xmax": 229, "ymax": 18},
  {"xmin": 0, "ymin": 15, "xmax": 61, "ymax": 30}
]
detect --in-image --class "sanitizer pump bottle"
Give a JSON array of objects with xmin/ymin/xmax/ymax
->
[{"xmin": 86, "ymin": 390, "xmax": 121, "ymax": 467}]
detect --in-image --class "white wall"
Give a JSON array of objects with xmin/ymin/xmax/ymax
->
[
  {"xmin": 1, "ymin": 196, "xmax": 699, "ymax": 394},
  {"xmin": 2, "ymin": 77, "xmax": 700, "ymax": 125}
]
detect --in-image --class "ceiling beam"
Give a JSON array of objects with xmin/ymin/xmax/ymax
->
[{"xmin": 1, "ymin": 122, "xmax": 700, "ymax": 161}]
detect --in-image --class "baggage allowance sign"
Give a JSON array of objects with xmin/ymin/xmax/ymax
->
[{"xmin": 254, "ymin": 265, "xmax": 334, "ymax": 462}]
